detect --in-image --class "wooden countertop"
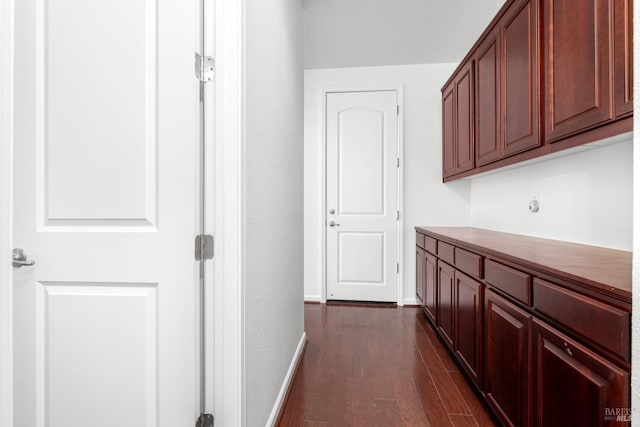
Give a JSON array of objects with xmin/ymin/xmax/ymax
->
[{"xmin": 415, "ymin": 227, "xmax": 632, "ymax": 302}]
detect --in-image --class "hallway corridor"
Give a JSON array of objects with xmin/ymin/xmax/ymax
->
[{"xmin": 277, "ymin": 303, "xmax": 498, "ymax": 426}]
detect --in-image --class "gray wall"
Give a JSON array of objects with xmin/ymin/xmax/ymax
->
[
  {"xmin": 244, "ymin": 0, "xmax": 305, "ymax": 425},
  {"xmin": 304, "ymin": 0, "xmax": 506, "ymax": 69}
]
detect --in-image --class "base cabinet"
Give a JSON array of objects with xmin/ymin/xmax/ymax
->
[
  {"xmin": 454, "ymin": 271, "xmax": 483, "ymax": 386},
  {"xmin": 416, "ymin": 247, "xmax": 425, "ymax": 303},
  {"xmin": 437, "ymin": 261, "xmax": 455, "ymax": 349},
  {"xmin": 485, "ymin": 290, "xmax": 531, "ymax": 427},
  {"xmin": 415, "ymin": 227, "xmax": 630, "ymax": 427},
  {"xmin": 424, "ymin": 253, "xmax": 437, "ymax": 324},
  {"xmin": 532, "ymin": 319, "xmax": 630, "ymax": 427}
]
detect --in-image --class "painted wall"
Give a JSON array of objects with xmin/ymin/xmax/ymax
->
[
  {"xmin": 244, "ymin": 0, "xmax": 305, "ymax": 425},
  {"xmin": 469, "ymin": 137, "xmax": 633, "ymax": 251},
  {"xmin": 304, "ymin": 64, "xmax": 472, "ymax": 305},
  {"xmin": 303, "ymin": 0, "xmax": 505, "ymax": 69}
]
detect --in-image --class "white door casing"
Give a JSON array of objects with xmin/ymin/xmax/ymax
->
[
  {"xmin": 326, "ymin": 91, "xmax": 399, "ymax": 303},
  {"xmin": 13, "ymin": 0, "xmax": 202, "ymax": 426}
]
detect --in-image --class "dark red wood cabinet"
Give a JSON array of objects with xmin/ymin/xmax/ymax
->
[
  {"xmin": 475, "ymin": 28, "xmax": 501, "ymax": 166},
  {"xmin": 485, "ymin": 289, "xmax": 531, "ymax": 427},
  {"xmin": 416, "ymin": 247, "xmax": 425, "ymax": 303},
  {"xmin": 437, "ymin": 260, "xmax": 455, "ymax": 349},
  {"xmin": 614, "ymin": 0, "xmax": 633, "ymax": 117},
  {"xmin": 441, "ymin": 0, "xmax": 632, "ymax": 181},
  {"xmin": 424, "ymin": 252, "xmax": 437, "ymax": 324},
  {"xmin": 544, "ymin": 0, "xmax": 613, "ymax": 142},
  {"xmin": 415, "ymin": 227, "xmax": 631, "ymax": 427},
  {"xmin": 442, "ymin": 61, "xmax": 475, "ymax": 178},
  {"xmin": 532, "ymin": 319, "xmax": 630, "ymax": 427},
  {"xmin": 501, "ymin": 0, "xmax": 540, "ymax": 156},
  {"xmin": 454, "ymin": 270, "xmax": 483, "ymax": 387}
]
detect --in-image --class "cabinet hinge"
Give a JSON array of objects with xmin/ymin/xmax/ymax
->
[
  {"xmin": 195, "ymin": 234, "xmax": 214, "ymax": 261},
  {"xmin": 196, "ymin": 413, "xmax": 214, "ymax": 427},
  {"xmin": 195, "ymin": 53, "xmax": 214, "ymax": 83}
]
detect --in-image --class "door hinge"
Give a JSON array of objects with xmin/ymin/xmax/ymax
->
[
  {"xmin": 196, "ymin": 413, "xmax": 214, "ymax": 427},
  {"xmin": 195, "ymin": 54, "xmax": 214, "ymax": 83},
  {"xmin": 397, "ymin": 263, "xmax": 400, "ymax": 273},
  {"xmin": 396, "ymin": 210, "xmax": 400, "ymax": 220},
  {"xmin": 397, "ymin": 105, "xmax": 400, "ymax": 115},
  {"xmin": 397, "ymin": 158, "xmax": 400, "ymax": 168},
  {"xmin": 195, "ymin": 234, "xmax": 214, "ymax": 261}
]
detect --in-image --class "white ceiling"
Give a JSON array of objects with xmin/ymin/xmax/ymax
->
[{"xmin": 304, "ymin": 0, "xmax": 506, "ymax": 69}]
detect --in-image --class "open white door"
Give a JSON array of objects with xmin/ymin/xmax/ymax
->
[
  {"xmin": 326, "ymin": 91, "xmax": 399, "ymax": 302},
  {"xmin": 13, "ymin": 0, "xmax": 202, "ymax": 425}
]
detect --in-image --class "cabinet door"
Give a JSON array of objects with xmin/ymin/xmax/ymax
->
[
  {"xmin": 437, "ymin": 261, "xmax": 455, "ymax": 349},
  {"xmin": 454, "ymin": 270, "xmax": 483, "ymax": 386},
  {"xmin": 485, "ymin": 290, "xmax": 531, "ymax": 427},
  {"xmin": 416, "ymin": 247, "xmax": 425, "ymax": 302},
  {"xmin": 442, "ymin": 83, "xmax": 456, "ymax": 178},
  {"xmin": 532, "ymin": 319, "xmax": 630, "ymax": 427},
  {"xmin": 544, "ymin": 0, "xmax": 613, "ymax": 142},
  {"xmin": 475, "ymin": 30, "xmax": 501, "ymax": 166},
  {"xmin": 455, "ymin": 61, "xmax": 475, "ymax": 173},
  {"xmin": 424, "ymin": 252, "xmax": 437, "ymax": 324},
  {"xmin": 614, "ymin": 0, "xmax": 633, "ymax": 117},
  {"xmin": 502, "ymin": 0, "xmax": 540, "ymax": 156}
]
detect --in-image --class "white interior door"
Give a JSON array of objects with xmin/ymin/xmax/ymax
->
[
  {"xmin": 326, "ymin": 91, "xmax": 399, "ymax": 302},
  {"xmin": 13, "ymin": 0, "xmax": 202, "ymax": 426}
]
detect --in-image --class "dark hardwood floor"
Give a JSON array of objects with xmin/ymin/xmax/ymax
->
[{"xmin": 277, "ymin": 303, "xmax": 499, "ymax": 427}]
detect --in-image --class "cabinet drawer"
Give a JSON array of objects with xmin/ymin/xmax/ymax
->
[
  {"xmin": 455, "ymin": 247, "xmax": 483, "ymax": 278},
  {"xmin": 425, "ymin": 236, "xmax": 437, "ymax": 255},
  {"xmin": 485, "ymin": 260, "xmax": 531, "ymax": 305},
  {"xmin": 533, "ymin": 278, "xmax": 630, "ymax": 361},
  {"xmin": 438, "ymin": 241, "xmax": 455, "ymax": 265},
  {"xmin": 416, "ymin": 232, "xmax": 425, "ymax": 249}
]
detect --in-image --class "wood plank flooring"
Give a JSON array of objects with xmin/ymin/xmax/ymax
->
[{"xmin": 277, "ymin": 303, "xmax": 499, "ymax": 427}]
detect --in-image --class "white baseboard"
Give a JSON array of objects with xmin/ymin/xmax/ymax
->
[
  {"xmin": 304, "ymin": 295, "xmax": 321, "ymax": 303},
  {"xmin": 403, "ymin": 297, "xmax": 419, "ymax": 306},
  {"xmin": 265, "ymin": 331, "xmax": 307, "ymax": 427}
]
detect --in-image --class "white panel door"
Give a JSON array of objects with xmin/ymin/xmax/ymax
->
[
  {"xmin": 326, "ymin": 91, "xmax": 399, "ymax": 302},
  {"xmin": 13, "ymin": 0, "xmax": 201, "ymax": 426}
]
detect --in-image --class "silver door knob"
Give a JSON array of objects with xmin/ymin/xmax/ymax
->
[
  {"xmin": 12, "ymin": 248, "xmax": 35, "ymax": 268},
  {"xmin": 328, "ymin": 221, "xmax": 340, "ymax": 227}
]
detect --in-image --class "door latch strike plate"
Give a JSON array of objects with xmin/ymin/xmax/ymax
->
[
  {"xmin": 195, "ymin": 54, "xmax": 214, "ymax": 82},
  {"xmin": 195, "ymin": 235, "xmax": 214, "ymax": 261},
  {"xmin": 196, "ymin": 413, "xmax": 214, "ymax": 427}
]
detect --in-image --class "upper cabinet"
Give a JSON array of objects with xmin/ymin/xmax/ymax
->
[
  {"xmin": 544, "ymin": 0, "xmax": 612, "ymax": 142},
  {"xmin": 614, "ymin": 0, "xmax": 633, "ymax": 117},
  {"xmin": 443, "ymin": 60, "xmax": 475, "ymax": 178},
  {"xmin": 441, "ymin": 0, "xmax": 633, "ymax": 181},
  {"xmin": 475, "ymin": 0, "xmax": 540, "ymax": 168}
]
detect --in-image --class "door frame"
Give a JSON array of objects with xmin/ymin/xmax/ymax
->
[
  {"xmin": 0, "ymin": 0, "xmax": 15, "ymax": 424},
  {"xmin": 321, "ymin": 86, "xmax": 404, "ymax": 305},
  {"xmin": 0, "ymin": 0, "xmax": 246, "ymax": 425}
]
